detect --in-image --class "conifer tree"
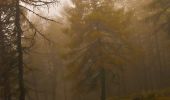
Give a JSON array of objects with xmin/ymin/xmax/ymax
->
[
  {"xmin": 64, "ymin": 0, "xmax": 133, "ymax": 100},
  {"xmin": 0, "ymin": 0, "xmax": 59, "ymax": 100}
]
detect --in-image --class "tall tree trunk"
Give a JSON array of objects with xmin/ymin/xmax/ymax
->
[
  {"xmin": 15, "ymin": 0, "xmax": 25, "ymax": 100},
  {"xmin": 4, "ymin": 76, "xmax": 11, "ymax": 100},
  {"xmin": 32, "ymin": 72, "xmax": 39, "ymax": 100},
  {"xmin": 62, "ymin": 69, "xmax": 67, "ymax": 100},
  {"xmin": 139, "ymin": 34, "xmax": 149, "ymax": 91},
  {"xmin": 0, "ymin": 11, "xmax": 11, "ymax": 100},
  {"xmin": 100, "ymin": 68, "xmax": 106, "ymax": 100},
  {"xmin": 51, "ymin": 71, "xmax": 57, "ymax": 100},
  {"xmin": 154, "ymin": 32, "xmax": 163, "ymax": 89}
]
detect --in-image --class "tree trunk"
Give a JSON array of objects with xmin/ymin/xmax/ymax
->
[
  {"xmin": 0, "ymin": 11, "xmax": 11, "ymax": 100},
  {"xmin": 154, "ymin": 31, "xmax": 162, "ymax": 89},
  {"xmin": 15, "ymin": 0, "xmax": 25, "ymax": 100},
  {"xmin": 100, "ymin": 68, "xmax": 106, "ymax": 100},
  {"xmin": 4, "ymin": 76, "xmax": 11, "ymax": 100}
]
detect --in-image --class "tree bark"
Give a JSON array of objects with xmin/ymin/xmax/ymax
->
[
  {"xmin": 15, "ymin": 0, "xmax": 25, "ymax": 100},
  {"xmin": 100, "ymin": 68, "xmax": 106, "ymax": 100}
]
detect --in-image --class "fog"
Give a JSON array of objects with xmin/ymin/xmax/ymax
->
[{"xmin": 0, "ymin": 0, "xmax": 170, "ymax": 100}]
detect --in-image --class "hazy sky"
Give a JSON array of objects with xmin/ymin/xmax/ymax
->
[
  {"xmin": 44, "ymin": 0, "xmax": 72, "ymax": 17},
  {"xmin": 27, "ymin": 0, "xmax": 150, "ymax": 22},
  {"xmin": 26, "ymin": 0, "xmax": 71, "ymax": 19}
]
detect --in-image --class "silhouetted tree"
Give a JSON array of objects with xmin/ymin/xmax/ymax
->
[{"xmin": 0, "ymin": 0, "xmax": 59, "ymax": 100}]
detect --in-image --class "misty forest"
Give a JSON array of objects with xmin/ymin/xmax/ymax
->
[{"xmin": 1, "ymin": 0, "xmax": 170, "ymax": 100}]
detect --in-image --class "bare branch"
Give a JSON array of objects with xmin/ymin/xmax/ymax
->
[
  {"xmin": 20, "ymin": 5, "xmax": 62, "ymax": 24},
  {"xmin": 21, "ymin": 12, "xmax": 53, "ymax": 43}
]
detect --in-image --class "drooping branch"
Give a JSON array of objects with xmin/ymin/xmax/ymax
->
[
  {"xmin": 21, "ymin": 0, "xmax": 58, "ymax": 7},
  {"xmin": 21, "ymin": 12, "xmax": 53, "ymax": 43},
  {"xmin": 20, "ymin": 5, "xmax": 61, "ymax": 23}
]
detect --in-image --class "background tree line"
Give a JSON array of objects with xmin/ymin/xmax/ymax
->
[{"xmin": 1, "ymin": 0, "xmax": 170, "ymax": 100}]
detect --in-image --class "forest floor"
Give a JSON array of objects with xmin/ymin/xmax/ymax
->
[{"xmin": 110, "ymin": 87, "xmax": 170, "ymax": 100}]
